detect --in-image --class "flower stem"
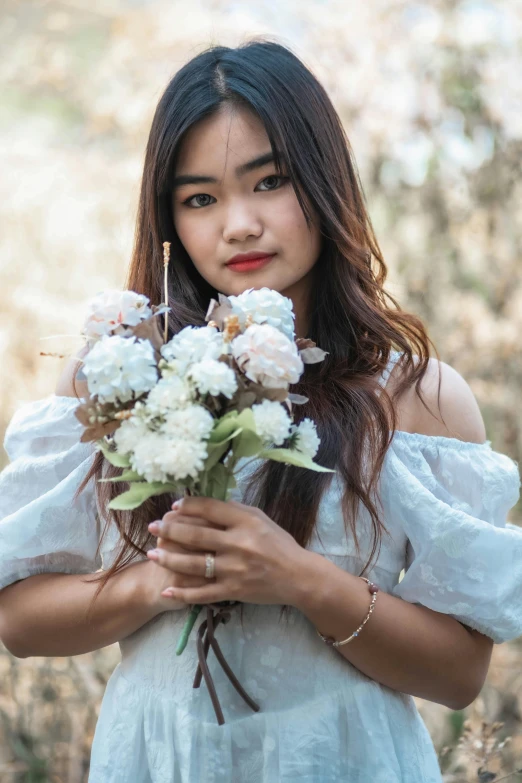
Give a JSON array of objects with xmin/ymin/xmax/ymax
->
[
  {"xmin": 162, "ymin": 242, "xmax": 170, "ymax": 343},
  {"xmin": 175, "ymin": 604, "xmax": 203, "ymax": 655}
]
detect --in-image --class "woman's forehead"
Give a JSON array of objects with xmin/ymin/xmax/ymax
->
[{"xmin": 175, "ymin": 105, "xmax": 271, "ymax": 179}]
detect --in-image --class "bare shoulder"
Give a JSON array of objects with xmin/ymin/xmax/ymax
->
[
  {"xmin": 390, "ymin": 357, "xmax": 487, "ymax": 444},
  {"xmin": 55, "ymin": 344, "xmax": 90, "ymax": 398}
]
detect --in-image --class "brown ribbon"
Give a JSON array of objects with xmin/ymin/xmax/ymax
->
[{"xmin": 192, "ymin": 601, "xmax": 261, "ymax": 725}]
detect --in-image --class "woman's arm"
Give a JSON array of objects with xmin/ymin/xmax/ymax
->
[
  {"xmin": 295, "ymin": 360, "xmax": 493, "ymax": 711},
  {"xmin": 0, "ymin": 561, "xmax": 166, "ymax": 658},
  {"xmin": 294, "ymin": 554, "xmax": 492, "ymax": 711},
  {"xmin": 0, "ymin": 354, "xmax": 182, "ymax": 658}
]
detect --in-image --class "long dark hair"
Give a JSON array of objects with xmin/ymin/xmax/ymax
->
[{"xmin": 77, "ymin": 39, "xmax": 433, "ymax": 619}]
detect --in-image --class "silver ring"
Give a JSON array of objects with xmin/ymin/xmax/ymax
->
[{"xmin": 204, "ymin": 552, "xmax": 215, "ymax": 579}]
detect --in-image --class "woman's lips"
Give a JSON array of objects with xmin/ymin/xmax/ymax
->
[{"xmin": 226, "ymin": 254, "xmax": 276, "ymax": 273}]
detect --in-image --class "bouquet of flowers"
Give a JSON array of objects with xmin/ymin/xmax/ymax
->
[{"xmin": 73, "ymin": 243, "xmax": 333, "ymax": 656}]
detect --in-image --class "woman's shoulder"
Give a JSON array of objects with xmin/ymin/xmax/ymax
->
[
  {"xmin": 55, "ymin": 345, "xmax": 90, "ymax": 398},
  {"xmin": 388, "ymin": 354, "xmax": 486, "ymax": 445}
]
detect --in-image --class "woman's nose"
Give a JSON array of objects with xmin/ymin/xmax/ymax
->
[{"xmin": 222, "ymin": 203, "xmax": 263, "ymax": 243}]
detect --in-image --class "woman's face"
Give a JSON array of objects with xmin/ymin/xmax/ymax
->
[{"xmin": 171, "ymin": 104, "xmax": 322, "ymax": 315}]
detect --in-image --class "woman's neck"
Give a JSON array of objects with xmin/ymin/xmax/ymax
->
[{"xmin": 282, "ymin": 270, "xmax": 315, "ymax": 339}]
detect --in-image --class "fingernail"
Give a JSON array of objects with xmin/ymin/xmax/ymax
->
[
  {"xmin": 147, "ymin": 549, "xmax": 160, "ymax": 560},
  {"xmin": 161, "ymin": 588, "xmax": 176, "ymax": 597},
  {"xmin": 148, "ymin": 522, "xmax": 160, "ymax": 533},
  {"xmin": 172, "ymin": 500, "xmax": 181, "ymax": 510}
]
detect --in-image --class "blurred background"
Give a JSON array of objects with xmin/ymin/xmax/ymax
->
[{"xmin": 1, "ymin": 0, "xmax": 521, "ymax": 780}]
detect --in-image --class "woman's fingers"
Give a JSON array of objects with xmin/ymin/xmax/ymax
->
[
  {"xmin": 149, "ymin": 547, "xmax": 213, "ymax": 580},
  {"xmin": 155, "ymin": 519, "xmax": 226, "ymax": 553},
  {"xmin": 171, "ymin": 496, "xmax": 250, "ymax": 528},
  {"xmin": 160, "ymin": 512, "xmax": 226, "ymax": 531},
  {"xmin": 148, "ymin": 541, "xmax": 210, "ymax": 590}
]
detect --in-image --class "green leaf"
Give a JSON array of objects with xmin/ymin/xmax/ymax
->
[
  {"xmin": 232, "ymin": 428, "xmax": 263, "ymax": 460},
  {"xmin": 97, "ymin": 439, "xmax": 131, "ymax": 468},
  {"xmin": 98, "ymin": 469, "xmax": 143, "ymax": 483},
  {"xmin": 259, "ymin": 448, "xmax": 335, "ymax": 473},
  {"xmin": 108, "ymin": 481, "xmax": 180, "ymax": 510},
  {"xmin": 198, "ymin": 471, "xmax": 209, "ymax": 497},
  {"xmin": 209, "ymin": 412, "xmax": 239, "ymax": 442},
  {"xmin": 235, "ymin": 407, "xmax": 256, "ymax": 433},
  {"xmin": 204, "ymin": 440, "xmax": 231, "ymax": 472},
  {"xmin": 206, "ymin": 463, "xmax": 229, "ymax": 501}
]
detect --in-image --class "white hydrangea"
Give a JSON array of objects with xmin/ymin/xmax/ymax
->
[
  {"xmin": 160, "ymin": 405, "xmax": 215, "ymax": 441},
  {"xmin": 112, "ymin": 412, "xmax": 150, "ymax": 455},
  {"xmin": 130, "ymin": 430, "xmax": 210, "ymax": 483},
  {"xmin": 145, "ymin": 374, "xmax": 194, "ymax": 416},
  {"xmin": 231, "ymin": 323, "xmax": 303, "ymax": 389},
  {"xmin": 128, "ymin": 431, "xmax": 170, "ymax": 483},
  {"xmin": 161, "ymin": 325, "xmax": 225, "ymax": 372},
  {"xmin": 252, "ymin": 399, "xmax": 292, "ymax": 445},
  {"xmin": 228, "ymin": 287, "xmax": 295, "ymax": 340},
  {"xmin": 82, "ymin": 335, "xmax": 158, "ymax": 404},
  {"xmin": 155, "ymin": 437, "xmax": 210, "ymax": 481},
  {"xmin": 291, "ymin": 418, "xmax": 321, "ymax": 458},
  {"xmin": 112, "ymin": 403, "xmax": 213, "ymax": 483},
  {"xmin": 188, "ymin": 359, "xmax": 238, "ymax": 399},
  {"xmin": 82, "ymin": 289, "xmax": 152, "ymax": 346}
]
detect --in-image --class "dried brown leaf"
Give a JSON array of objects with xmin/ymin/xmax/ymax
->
[
  {"xmin": 205, "ymin": 296, "xmax": 233, "ymax": 329},
  {"xmin": 248, "ymin": 383, "xmax": 289, "ymax": 402},
  {"xmin": 75, "ymin": 400, "xmax": 125, "ymax": 442},
  {"xmin": 237, "ymin": 391, "xmax": 257, "ymax": 410},
  {"xmin": 80, "ymin": 420, "xmax": 120, "ymax": 443},
  {"xmin": 131, "ymin": 316, "xmax": 165, "ymax": 354},
  {"xmin": 295, "ymin": 337, "xmax": 316, "ymax": 350}
]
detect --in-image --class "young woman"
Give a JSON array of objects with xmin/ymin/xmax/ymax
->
[{"xmin": 1, "ymin": 40, "xmax": 521, "ymax": 783}]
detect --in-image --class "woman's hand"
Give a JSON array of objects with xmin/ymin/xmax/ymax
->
[
  {"xmin": 146, "ymin": 496, "xmax": 312, "ymax": 607},
  {"xmin": 142, "ymin": 539, "xmax": 214, "ymax": 613}
]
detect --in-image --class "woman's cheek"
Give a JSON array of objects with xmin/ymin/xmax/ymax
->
[
  {"xmin": 177, "ymin": 216, "xmax": 215, "ymax": 267},
  {"xmin": 273, "ymin": 202, "xmax": 320, "ymax": 263}
]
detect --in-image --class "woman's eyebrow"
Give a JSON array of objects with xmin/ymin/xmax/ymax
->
[{"xmin": 172, "ymin": 151, "xmax": 276, "ymax": 189}]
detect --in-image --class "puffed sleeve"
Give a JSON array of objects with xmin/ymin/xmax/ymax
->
[
  {"xmin": 0, "ymin": 394, "xmax": 102, "ymax": 591},
  {"xmin": 381, "ymin": 432, "xmax": 522, "ymax": 643}
]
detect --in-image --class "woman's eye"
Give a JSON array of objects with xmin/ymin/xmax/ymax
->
[
  {"xmin": 182, "ymin": 175, "xmax": 287, "ymax": 208},
  {"xmin": 256, "ymin": 175, "xmax": 287, "ymax": 191},
  {"xmin": 184, "ymin": 193, "xmax": 215, "ymax": 209}
]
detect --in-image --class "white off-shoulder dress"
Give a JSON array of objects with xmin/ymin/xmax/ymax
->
[{"xmin": 1, "ymin": 356, "xmax": 521, "ymax": 783}]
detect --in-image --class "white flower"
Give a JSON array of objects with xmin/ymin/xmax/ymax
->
[
  {"xmin": 160, "ymin": 405, "xmax": 214, "ymax": 441},
  {"xmin": 129, "ymin": 429, "xmax": 210, "ymax": 483},
  {"xmin": 129, "ymin": 431, "xmax": 171, "ymax": 483},
  {"xmin": 82, "ymin": 334, "xmax": 157, "ymax": 404},
  {"xmin": 155, "ymin": 438, "xmax": 209, "ymax": 481},
  {"xmin": 145, "ymin": 375, "xmax": 194, "ymax": 416},
  {"xmin": 228, "ymin": 287, "xmax": 295, "ymax": 339},
  {"xmin": 231, "ymin": 324, "xmax": 303, "ymax": 389},
  {"xmin": 161, "ymin": 325, "xmax": 225, "ymax": 372},
  {"xmin": 117, "ymin": 404, "xmax": 213, "ymax": 483},
  {"xmin": 291, "ymin": 418, "xmax": 320, "ymax": 458},
  {"xmin": 188, "ymin": 359, "xmax": 238, "ymax": 399},
  {"xmin": 112, "ymin": 413, "xmax": 150, "ymax": 455},
  {"xmin": 82, "ymin": 289, "xmax": 152, "ymax": 345},
  {"xmin": 252, "ymin": 399, "xmax": 292, "ymax": 445}
]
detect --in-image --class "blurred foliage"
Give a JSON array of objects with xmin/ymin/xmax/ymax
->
[{"xmin": 1, "ymin": 0, "xmax": 521, "ymax": 780}]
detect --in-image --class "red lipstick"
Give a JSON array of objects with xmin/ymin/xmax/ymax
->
[{"xmin": 225, "ymin": 251, "xmax": 276, "ymax": 273}]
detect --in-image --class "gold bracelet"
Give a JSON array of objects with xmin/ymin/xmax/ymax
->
[{"xmin": 316, "ymin": 577, "xmax": 379, "ymax": 648}]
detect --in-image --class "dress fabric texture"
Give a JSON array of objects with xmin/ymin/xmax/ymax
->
[{"xmin": 1, "ymin": 353, "xmax": 522, "ymax": 783}]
